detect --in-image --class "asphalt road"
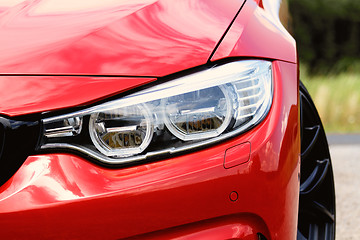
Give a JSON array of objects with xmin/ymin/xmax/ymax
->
[{"xmin": 327, "ymin": 134, "xmax": 360, "ymax": 240}]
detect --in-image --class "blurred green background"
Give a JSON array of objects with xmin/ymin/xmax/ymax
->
[{"xmin": 289, "ymin": 0, "xmax": 360, "ymax": 133}]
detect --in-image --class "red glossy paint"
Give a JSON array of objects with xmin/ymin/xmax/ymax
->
[
  {"xmin": 0, "ymin": 61, "xmax": 300, "ymax": 239},
  {"xmin": 0, "ymin": 0, "xmax": 243, "ymax": 76},
  {"xmin": 211, "ymin": 0, "xmax": 296, "ymax": 64},
  {"xmin": 0, "ymin": 76, "xmax": 155, "ymax": 116},
  {"xmin": 223, "ymin": 142, "xmax": 251, "ymax": 169},
  {"xmin": 130, "ymin": 215, "xmax": 269, "ymax": 239}
]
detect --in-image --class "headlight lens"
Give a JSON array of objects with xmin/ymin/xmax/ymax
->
[
  {"xmin": 89, "ymin": 105, "xmax": 154, "ymax": 157},
  {"xmin": 40, "ymin": 60, "xmax": 272, "ymax": 164},
  {"xmin": 163, "ymin": 84, "xmax": 234, "ymax": 141}
]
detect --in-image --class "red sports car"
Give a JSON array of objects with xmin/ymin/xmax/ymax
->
[{"xmin": 0, "ymin": 0, "xmax": 335, "ymax": 239}]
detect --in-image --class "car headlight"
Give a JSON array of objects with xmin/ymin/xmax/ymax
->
[{"xmin": 40, "ymin": 60, "xmax": 273, "ymax": 164}]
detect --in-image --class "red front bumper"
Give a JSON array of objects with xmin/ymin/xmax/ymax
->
[{"xmin": 0, "ymin": 61, "xmax": 299, "ymax": 239}]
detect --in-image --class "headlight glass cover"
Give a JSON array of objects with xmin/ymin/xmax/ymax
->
[{"xmin": 40, "ymin": 60, "xmax": 273, "ymax": 164}]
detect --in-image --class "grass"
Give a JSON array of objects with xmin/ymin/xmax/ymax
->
[{"xmin": 301, "ymin": 65, "xmax": 360, "ymax": 133}]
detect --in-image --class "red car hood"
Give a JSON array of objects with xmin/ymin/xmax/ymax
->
[{"xmin": 0, "ymin": 0, "xmax": 242, "ymax": 77}]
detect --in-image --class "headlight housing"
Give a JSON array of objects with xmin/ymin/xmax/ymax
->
[{"xmin": 40, "ymin": 60, "xmax": 273, "ymax": 165}]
